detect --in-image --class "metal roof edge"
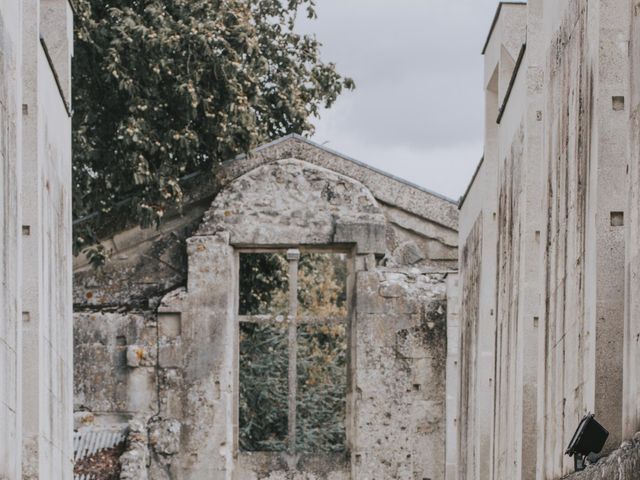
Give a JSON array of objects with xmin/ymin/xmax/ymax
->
[
  {"xmin": 482, "ymin": 1, "xmax": 527, "ymax": 55},
  {"xmin": 458, "ymin": 156, "xmax": 485, "ymax": 210},
  {"xmin": 496, "ymin": 43, "xmax": 527, "ymax": 124}
]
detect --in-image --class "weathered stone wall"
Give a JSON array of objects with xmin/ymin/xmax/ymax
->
[
  {"xmin": 452, "ymin": 5, "xmax": 528, "ymax": 479},
  {"xmin": 493, "ymin": 122, "xmax": 524, "ymax": 480},
  {"xmin": 21, "ymin": 1, "xmax": 74, "ymax": 478},
  {"xmin": 355, "ymin": 270, "xmax": 447, "ymax": 480},
  {"xmin": 444, "ymin": 274, "xmax": 460, "ymax": 480},
  {"xmin": 538, "ymin": 3, "xmax": 593, "ymax": 477},
  {"xmin": 74, "ymin": 149, "xmax": 457, "ymax": 479},
  {"xmin": 539, "ymin": 0, "xmax": 628, "ymax": 476},
  {"xmin": 624, "ymin": 0, "xmax": 640, "ymax": 442},
  {"xmin": 457, "ymin": 215, "xmax": 482, "ymax": 480},
  {"xmin": 199, "ymin": 159, "xmax": 387, "ymax": 250},
  {"xmin": 0, "ymin": 2, "xmax": 23, "ymax": 478},
  {"xmin": 451, "ymin": 0, "xmax": 633, "ymax": 479},
  {"xmin": 0, "ymin": 1, "xmax": 73, "ymax": 478}
]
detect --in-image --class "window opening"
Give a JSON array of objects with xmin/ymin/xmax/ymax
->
[{"xmin": 238, "ymin": 250, "xmax": 348, "ymax": 454}]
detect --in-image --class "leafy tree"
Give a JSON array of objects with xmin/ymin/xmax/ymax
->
[
  {"xmin": 239, "ymin": 253, "xmax": 289, "ymax": 316},
  {"xmin": 298, "ymin": 253, "xmax": 348, "ymax": 318},
  {"xmin": 239, "ymin": 322, "xmax": 289, "ymax": 452},
  {"xmin": 296, "ymin": 322, "xmax": 346, "ymax": 453},
  {"xmin": 238, "ymin": 321, "xmax": 347, "ymax": 453},
  {"xmin": 72, "ymin": 0, "xmax": 354, "ymax": 262}
]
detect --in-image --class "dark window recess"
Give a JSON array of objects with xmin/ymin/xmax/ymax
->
[
  {"xmin": 238, "ymin": 251, "xmax": 348, "ymax": 454},
  {"xmin": 611, "ymin": 211, "xmax": 624, "ymax": 227},
  {"xmin": 612, "ymin": 96, "xmax": 625, "ymax": 111}
]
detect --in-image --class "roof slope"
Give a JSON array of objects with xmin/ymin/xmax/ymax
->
[{"xmin": 74, "ymin": 135, "xmax": 458, "ymax": 273}]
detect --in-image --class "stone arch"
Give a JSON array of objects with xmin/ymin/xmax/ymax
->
[{"xmin": 197, "ymin": 158, "xmax": 387, "ymax": 253}]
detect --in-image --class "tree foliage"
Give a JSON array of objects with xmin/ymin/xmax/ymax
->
[
  {"xmin": 72, "ymin": 0, "xmax": 354, "ymax": 260},
  {"xmin": 239, "ymin": 322, "xmax": 347, "ymax": 453},
  {"xmin": 295, "ymin": 322, "xmax": 346, "ymax": 453},
  {"xmin": 239, "ymin": 322, "xmax": 289, "ymax": 452}
]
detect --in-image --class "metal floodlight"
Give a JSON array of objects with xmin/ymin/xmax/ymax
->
[{"xmin": 565, "ymin": 413, "xmax": 609, "ymax": 472}]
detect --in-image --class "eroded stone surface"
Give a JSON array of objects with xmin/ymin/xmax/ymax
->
[
  {"xmin": 199, "ymin": 159, "xmax": 386, "ymax": 251},
  {"xmin": 73, "ymin": 147, "xmax": 456, "ymax": 479}
]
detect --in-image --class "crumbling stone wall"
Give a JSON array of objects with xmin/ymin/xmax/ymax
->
[
  {"xmin": 74, "ymin": 148, "xmax": 457, "ymax": 479},
  {"xmin": 355, "ymin": 269, "xmax": 447, "ymax": 480}
]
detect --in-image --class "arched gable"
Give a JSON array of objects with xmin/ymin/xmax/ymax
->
[{"xmin": 198, "ymin": 158, "xmax": 387, "ymax": 253}]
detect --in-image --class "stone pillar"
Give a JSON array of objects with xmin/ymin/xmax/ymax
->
[
  {"xmin": 445, "ymin": 274, "xmax": 461, "ymax": 480},
  {"xmin": 177, "ymin": 233, "xmax": 236, "ymax": 480},
  {"xmin": 588, "ymin": 0, "xmax": 628, "ymax": 454},
  {"xmin": 0, "ymin": 1, "xmax": 23, "ymax": 478},
  {"xmin": 624, "ymin": 0, "xmax": 640, "ymax": 440},
  {"xmin": 21, "ymin": 0, "xmax": 73, "ymax": 477},
  {"xmin": 518, "ymin": 2, "xmax": 544, "ymax": 478}
]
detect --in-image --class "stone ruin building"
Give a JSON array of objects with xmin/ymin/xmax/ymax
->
[
  {"xmin": 6, "ymin": 0, "xmax": 640, "ymax": 479},
  {"xmin": 72, "ymin": 136, "xmax": 459, "ymax": 479}
]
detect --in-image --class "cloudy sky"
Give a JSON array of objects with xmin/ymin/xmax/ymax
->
[{"xmin": 298, "ymin": 0, "xmax": 500, "ymax": 201}]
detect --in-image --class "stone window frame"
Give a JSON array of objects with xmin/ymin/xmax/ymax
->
[{"xmin": 233, "ymin": 245, "xmax": 356, "ymax": 461}]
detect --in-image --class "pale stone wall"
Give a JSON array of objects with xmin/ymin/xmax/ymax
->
[
  {"xmin": 0, "ymin": 1, "xmax": 24, "ymax": 477},
  {"xmin": 536, "ymin": 0, "xmax": 628, "ymax": 476},
  {"xmin": 451, "ymin": 1, "xmax": 634, "ymax": 479},
  {"xmin": 73, "ymin": 145, "xmax": 457, "ymax": 479},
  {"xmin": 452, "ymin": 5, "xmax": 528, "ymax": 480},
  {"xmin": 624, "ymin": 0, "xmax": 640, "ymax": 443},
  {"xmin": 22, "ymin": 0, "xmax": 74, "ymax": 478},
  {"xmin": 0, "ymin": 1, "xmax": 73, "ymax": 479},
  {"xmin": 444, "ymin": 273, "xmax": 460, "ymax": 480}
]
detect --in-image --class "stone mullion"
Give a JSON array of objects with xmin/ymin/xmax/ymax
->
[{"xmin": 286, "ymin": 249, "xmax": 300, "ymax": 456}]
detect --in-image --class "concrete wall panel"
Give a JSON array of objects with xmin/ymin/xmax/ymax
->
[{"xmin": 0, "ymin": 2, "xmax": 23, "ymax": 478}]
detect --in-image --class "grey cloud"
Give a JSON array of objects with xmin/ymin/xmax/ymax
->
[{"xmin": 296, "ymin": 0, "xmax": 501, "ymax": 198}]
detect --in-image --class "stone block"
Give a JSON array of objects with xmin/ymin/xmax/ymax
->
[
  {"xmin": 126, "ymin": 345, "xmax": 147, "ymax": 368},
  {"xmin": 149, "ymin": 418, "xmax": 181, "ymax": 456},
  {"xmin": 127, "ymin": 368, "xmax": 157, "ymax": 414},
  {"xmin": 159, "ymin": 313, "xmax": 181, "ymax": 338},
  {"xmin": 355, "ymin": 271, "xmax": 384, "ymax": 314},
  {"xmin": 159, "ymin": 343, "xmax": 182, "ymax": 369},
  {"xmin": 393, "ymin": 241, "xmax": 426, "ymax": 265},
  {"xmin": 334, "ymin": 218, "xmax": 386, "ymax": 254},
  {"xmin": 356, "ymin": 314, "xmax": 397, "ymax": 348}
]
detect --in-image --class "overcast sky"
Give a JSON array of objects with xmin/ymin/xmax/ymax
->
[{"xmin": 298, "ymin": 0, "xmax": 499, "ymax": 201}]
